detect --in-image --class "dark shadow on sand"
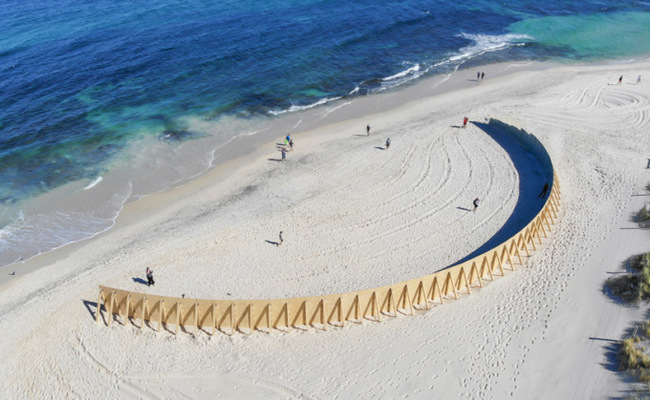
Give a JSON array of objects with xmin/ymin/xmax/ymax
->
[
  {"xmin": 589, "ymin": 337, "xmax": 621, "ymax": 343},
  {"xmin": 457, "ymin": 206, "xmax": 472, "ymax": 212},
  {"xmin": 354, "ymin": 134, "xmax": 369, "ymax": 137},
  {"xmin": 448, "ymin": 120, "xmax": 553, "ymax": 268},
  {"xmin": 268, "ymin": 158, "xmax": 282, "ymax": 162},
  {"xmin": 374, "ymin": 146, "xmax": 385, "ymax": 150},
  {"xmin": 265, "ymin": 240, "xmax": 279, "ymax": 246},
  {"xmin": 83, "ymin": 300, "xmax": 98, "ymax": 320},
  {"xmin": 132, "ymin": 277, "xmax": 148, "ymax": 285}
]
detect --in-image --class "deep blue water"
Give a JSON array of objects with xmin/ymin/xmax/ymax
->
[{"xmin": 1, "ymin": 0, "xmax": 649, "ymax": 266}]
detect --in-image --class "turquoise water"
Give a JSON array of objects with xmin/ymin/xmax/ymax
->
[
  {"xmin": 1, "ymin": 0, "xmax": 649, "ymax": 267},
  {"xmin": 509, "ymin": 11, "xmax": 650, "ymax": 60}
]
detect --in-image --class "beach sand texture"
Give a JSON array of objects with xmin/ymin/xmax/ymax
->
[{"xmin": 1, "ymin": 60, "xmax": 650, "ymax": 399}]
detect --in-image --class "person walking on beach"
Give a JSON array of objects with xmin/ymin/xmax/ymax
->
[
  {"xmin": 477, "ymin": 72, "xmax": 480, "ymax": 81},
  {"xmin": 463, "ymin": 116, "xmax": 468, "ymax": 128},
  {"xmin": 617, "ymin": 75, "xmax": 623, "ymax": 85},
  {"xmin": 278, "ymin": 231, "xmax": 283, "ymax": 246},
  {"xmin": 146, "ymin": 267, "xmax": 155, "ymax": 286},
  {"xmin": 289, "ymin": 139, "xmax": 294, "ymax": 151},
  {"xmin": 481, "ymin": 72, "xmax": 485, "ymax": 80},
  {"xmin": 366, "ymin": 124, "xmax": 371, "ymax": 136},
  {"xmin": 637, "ymin": 75, "xmax": 642, "ymax": 85},
  {"xmin": 281, "ymin": 146, "xmax": 287, "ymax": 161},
  {"xmin": 538, "ymin": 182, "xmax": 549, "ymax": 198},
  {"xmin": 385, "ymin": 138, "xmax": 391, "ymax": 150},
  {"xmin": 472, "ymin": 198, "xmax": 480, "ymax": 212}
]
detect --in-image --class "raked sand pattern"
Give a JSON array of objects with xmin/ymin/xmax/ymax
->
[{"xmin": 1, "ymin": 60, "xmax": 650, "ymax": 399}]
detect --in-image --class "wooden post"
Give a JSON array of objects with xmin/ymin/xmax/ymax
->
[
  {"xmin": 482, "ymin": 256, "xmax": 492, "ymax": 281},
  {"xmin": 212, "ymin": 303, "xmax": 217, "ymax": 335},
  {"xmin": 175, "ymin": 302, "xmax": 181, "ymax": 335},
  {"xmin": 544, "ymin": 210, "xmax": 553, "ymax": 230},
  {"xmin": 229, "ymin": 304, "xmax": 235, "ymax": 335},
  {"xmin": 265, "ymin": 304, "xmax": 271, "ymax": 331},
  {"xmin": 545, "ymin": 206, "xmax": 556, "ymax": 224},
  {"xmin": 247, "ymin": 305, "xmax": 253, "ymax": 334},
  {"xmin": 328, "ymin": 298, "xmax": 343, "ymax": 327},
  {"xmin": 403, "ymin": 285, "xmax": 414, "ymax": 315},
  {"xmin": 125, "ymin": 295, "xmax": 132, "ymax": 326},
  {"xmin": 475, "ymin": 261, "xmax": 484, "ymax": 287},
  {"xmin": 107, "ymin": 291, "xmax": 115, "ymax": 326},
  {"xmin": 429, "ymin": 277, "xmax": 443, "ymax": 304},
  {"xmin": 140, "ymin": 297, "xmax": 148, "ymax": 329},
  {"xmin": 415, "ymin": 281, "xmax": 428, "ymax": 309},
  {"xmin": 503, "ymin": 245, "xmax": 514, "ymax": 270},
  {"xmin": 281, "ymin": 302, "xmax": 289, "ymax": 330},
  {"xmin": 347, "ymin": 295, "xmax": 360, "ymax": 322},
  {"xmin": 95, "ymin": 289, "xmax": 104, "ymax": 323},
  {"xmin": 519, "ymin": 235, "xmax": 530, "ymax": 257},
  {"xmin": 512, "ymin": 241, "xmax": 523, "ymax": 265},
  {"xmin": 458, "ymin": 268, "xmax": 472, "ymax": 294},
  {"xmin": 538, "ymin": 216, "xmax": 548, "ymax": 238},
  {"xmin": 366, "ymin": 292, "xmax": 380, "ymax": 321},
  {"xmin": 527, "ymin": 228, "xmax": 537, "ymax": 251},
  {"xmin": 158, "ymin": 299, "xmax": 164, "ymax": 333},
  {"xmin": 548, "ymin": 194, "xmax": 559, "ymax": 218},
  {"xmin": 444, "ymin": 273, "xmax": 458, "ymax": 300},
  {"xmin": 310, "ymin": 300, "xmax": 326, "ymax": 329},
  {"xmin": 194, "ymin": 302, "xmax": 199, "ymax": 335},
  {"xmin": 532, "ymin": 222, "xmax": 543, "ymax": 244}
]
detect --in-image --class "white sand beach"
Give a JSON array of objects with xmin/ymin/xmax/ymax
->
[{"xmin": 1, "ymin": 60, "xmax": 649, "ymax": 399}]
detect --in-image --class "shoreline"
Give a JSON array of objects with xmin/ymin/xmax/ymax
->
[
  {"xmin": 1, "ymin": 56, "xmax": 650, "ymax": 399},
  {"xmin": 0, "ymin": 58, "xmax": 560, "ymax": 288},
  {"xmin": 0, "ymin": 56, "xmax": 644, "ymax": 295}
]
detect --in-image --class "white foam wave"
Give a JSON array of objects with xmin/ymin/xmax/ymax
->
[
  {"xmin": 268, "ymin": 96, "xmax": 343, "ymax": 116},
  {"xmin": 322, "ymin": 101, "xmax": 352, "ymax": 117},
  {"xmin": 0, "ymin": 184, "xmax": 131, "ymax": 268},
  {"xmin": 382, "ymin": 63, "xmax": 421, "ymax": 82},
  {"xmin": 372, "ymin": 63, "xmax": 428, "ymax": 93},
  {"xmin": 451, "ymin": 32, "xmax": 532, "ymax": 63},
  {"xmin": 83, "ymin": 176, "xmax": 103, "ymax": 190}
]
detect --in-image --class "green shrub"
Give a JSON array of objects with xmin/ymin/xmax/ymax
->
[
  {"xmin": 640, "ymin": 206, "xmax": 650, "ymax": 223},
  {"xmin": 607, "ymin": 275, "xmax": 643, "ymax": 302}
]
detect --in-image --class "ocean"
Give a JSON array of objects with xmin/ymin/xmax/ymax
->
[{"xmin": 1, "ymin": 0, "xmax": 649, "ymax": 267}]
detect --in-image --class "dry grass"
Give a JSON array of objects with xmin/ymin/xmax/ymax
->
[
  {"xmin": 640, "ymin": 206, "xmax": 650, "ymax": 224},
  {"xmin": 606, "ymin": 254, "xmax": 650, "ymax": 302}
]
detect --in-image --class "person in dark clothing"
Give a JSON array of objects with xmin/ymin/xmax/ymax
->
[
  {"xmin": 472, "ymin": 198, "xmax": 480, "ymax": 212},
  {"xmin": 146, "ymin": 267, "xmax": 155, "ymax": 286},
  {"xmin": 366, "ymin": 124, "xmax": 371, "ymax": 135},
  {"xmin": 385, "ymin": 138, "xmax": 391, "ymax": 150},
  {"xmin": 538, "ymin": 182, "xmax": 549, "ymax": 198}
]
